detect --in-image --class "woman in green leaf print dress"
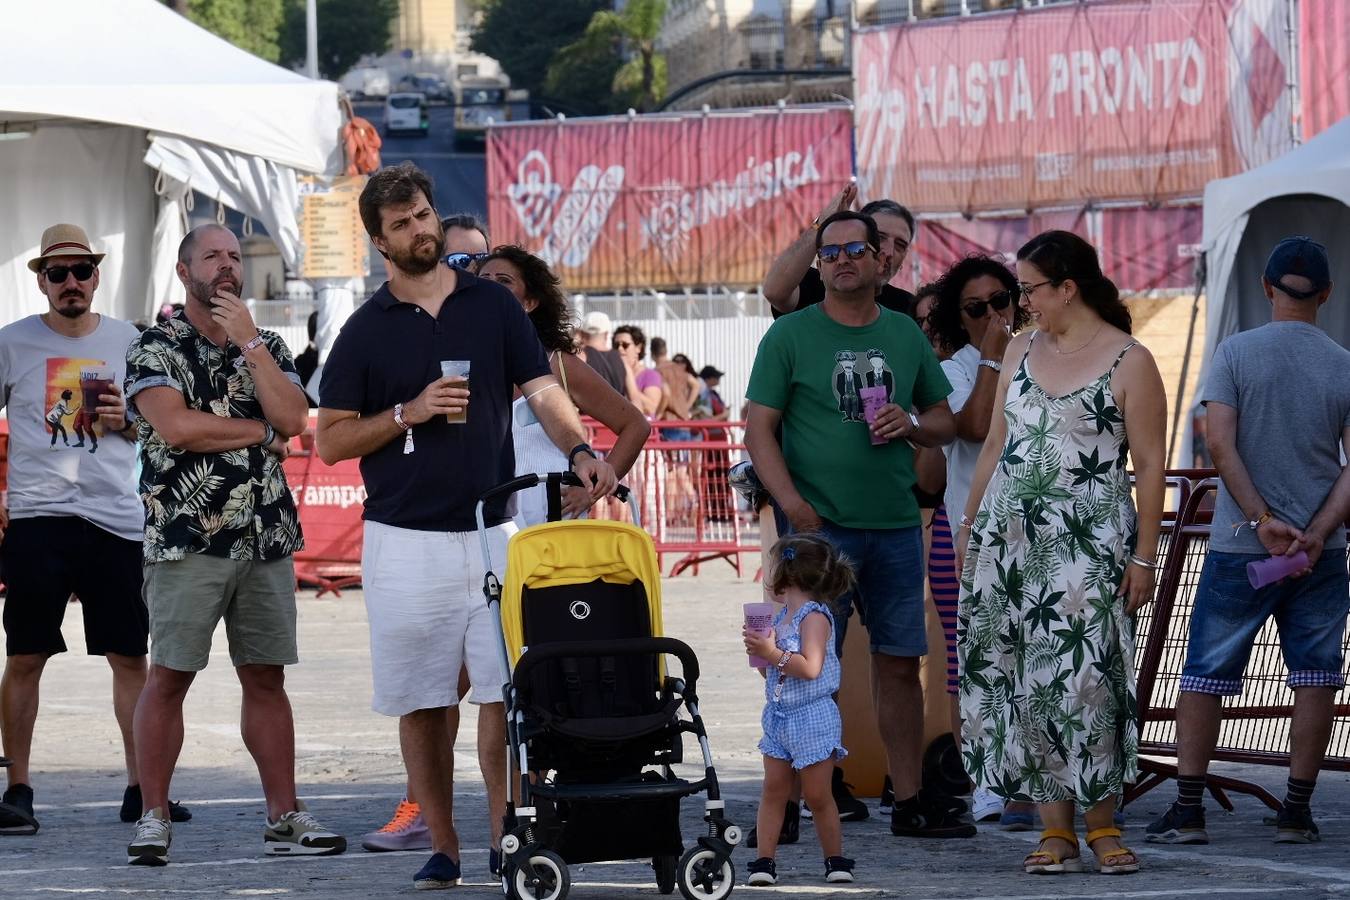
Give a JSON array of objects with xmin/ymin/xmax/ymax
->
[{"xmin": 954, "ymin": 231, "xmax": 1167, "ymax": 876}]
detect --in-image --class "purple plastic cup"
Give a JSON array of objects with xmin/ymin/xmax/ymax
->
[
  {"xmin": 860, "ymin": 386, "xmax": 889, "ymax": 446},
  {"xmin": 744, "ymin": 602, "xmax": 775, "ymax": 668},
  {"xmin": 1246, "ymin": 551, "xmax": 1310, "ymax": 589}
]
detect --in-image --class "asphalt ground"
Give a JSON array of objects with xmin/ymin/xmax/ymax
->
[{"xmin": 4, "ymin": 572, "xmax": 1348, "ymax": 898}]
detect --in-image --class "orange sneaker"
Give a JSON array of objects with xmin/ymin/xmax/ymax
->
[{"xmin": 361, "ymin": 799, "xmax": 430, "ymax": 852}]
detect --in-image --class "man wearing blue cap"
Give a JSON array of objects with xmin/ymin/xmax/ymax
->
[{"xmin": 1147, "ymin": 236, "xmax": 1350, "ymax": 846}]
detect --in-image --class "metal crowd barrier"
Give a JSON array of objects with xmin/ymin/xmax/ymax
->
[
  {"xmin": 1128, "ymin": 471, "xmax": 1350, "ymax": 811},
  {"xmin": 585, "ymin": 419, "xmax": 760, "ymax": 576}
]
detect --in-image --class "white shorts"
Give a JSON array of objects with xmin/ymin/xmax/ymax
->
[{"xmin": 361, "ymin": 520, "xmax": 515, "ymax": 717}]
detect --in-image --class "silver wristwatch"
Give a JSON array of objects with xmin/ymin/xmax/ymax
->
[{"xmin": 978, "ymin": 359, "xmax": 1002, "ymax": 373}]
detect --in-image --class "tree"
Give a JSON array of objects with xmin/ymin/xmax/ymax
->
[
  {"xmin": 472, "ymin": 0, "xmax": 605, "ymax": 101},
  {"xmin": 165, "ymin": 0, "xmax": 285, "ymax": 62},
  {"xmin": 278, "ymin": 0, "xmax": 398, "ymax": 79},
  {"xmin": 550, "ymin": 0, "xmax": 667, "ymax": 113}
]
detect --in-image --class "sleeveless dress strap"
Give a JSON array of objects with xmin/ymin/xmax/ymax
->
[{"xmin": 1106, "ymin": 341, "xmax": 1139, "ymax": 375}]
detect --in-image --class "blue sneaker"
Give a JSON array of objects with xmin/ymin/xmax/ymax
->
[
  {"xmin": 999, "ymin": 809, "xmax": 1035, "ymax": 831},
  {"xmin": 1145, "ymin": 802, "xmax": 1208, "ymax": 844},
  {"xmin": 413, "ymin": 852, "xmax": 461, "ymax": 890}
]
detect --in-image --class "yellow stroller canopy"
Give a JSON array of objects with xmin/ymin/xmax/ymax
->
[{"xmin": 500, "ymin": 519, "xmax": 665, "ymax": 665}]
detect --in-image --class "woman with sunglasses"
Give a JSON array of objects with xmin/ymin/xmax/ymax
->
[
  {"xmin": 476, "ymin": 246, "xmax": 650, "ymax": 524},
  {"xmin": 956, "ymin": 231, "xmax": 1166, "ymax": 877},
  {"xmin": 925, "ymin": 255, "xmax": 1032, "ymax": 827}
]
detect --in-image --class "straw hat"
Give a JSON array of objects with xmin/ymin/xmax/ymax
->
[{"xmin": 27, "ymin": 224, "xmax": 106, "ymax": 273}]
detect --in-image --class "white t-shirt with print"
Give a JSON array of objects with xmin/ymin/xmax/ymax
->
[{"xmin": 0, "ymin": 314, "xmax": 143, "ymax": 540}]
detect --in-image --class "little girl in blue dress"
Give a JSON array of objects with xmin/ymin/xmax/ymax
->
[{"xmin": 742, "ymin": 534, "xmax": 857, "ymax": 886}]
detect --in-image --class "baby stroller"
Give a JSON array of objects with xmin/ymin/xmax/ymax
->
[{"xmin": 476, "ymin": 472, "xmax": 740, "ymax": 900}]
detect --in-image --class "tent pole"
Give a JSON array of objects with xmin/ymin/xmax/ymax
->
[
  {"xmin": 305, "ymin": 0, "xmax": 319, "ymax": 80},
  {"xmin": 1168, "ymin": 253, "xmax": 1206, "ymax": 465},
  {"xmin": 1287, "ymin": 0, "xmax": 1301, "ymax": 145}
]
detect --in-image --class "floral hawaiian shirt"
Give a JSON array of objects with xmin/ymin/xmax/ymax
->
[{"xmin": 125, "ymin": 312, "xmax": 304, "ymax": 563}]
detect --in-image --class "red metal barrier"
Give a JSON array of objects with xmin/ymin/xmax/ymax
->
[
  {"xmin": 279, "ymin": 418, "xmax": 760, "ymax": 593},
  {"xmin": 583, "ymin": 419, "xmax": 758, "ymax": 576}
]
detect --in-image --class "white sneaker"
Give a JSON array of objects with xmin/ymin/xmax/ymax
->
[
  {"xmin": 127, "ymin": 808, "xmax": 171, "ymax": 866},
  {"xmin": 971, "ymin": 788, "xmax": 1004, "ymax": 823}
]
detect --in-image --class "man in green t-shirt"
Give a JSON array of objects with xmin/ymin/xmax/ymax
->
[{"xmin": 746, "ymin": 211, "xmax": 969, "ymax": 839}]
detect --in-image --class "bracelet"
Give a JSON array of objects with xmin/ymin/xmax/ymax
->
[
  {"xmin": 260, "ymin": 422, "xmax": 275, "ymax": 448},
  {"xmin": 1128, "ymin": 553, "xmax": 1160, "ymax": 570},
  {"xmin": 776, "ymin": 649, "xmax": 792, "ymax": 670},
  {"xmin": 239, "ymin": 334, "xmax": 266, "ymax": 354},
  {"xmin": 978, "ymin": 359, "xmax": 1002, "ymax": 373},
  {"xmin": 1232, "ymin": 510, "xmax": 1273, "ymax": 537},
  {"xmin": 959, "ymin": 514, "xmax": 974, "ymax": 529},
  {"xmin": 393, "ymin": 402, "xmax": 411, "ymax": 431}
]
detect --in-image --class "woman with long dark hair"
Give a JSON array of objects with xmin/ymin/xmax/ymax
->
[
  {"xmin": 956, "ymin": 231, "xmax": 1166, "ymax": 875},
  {"xmin": 477, "ymin": 246, "xmax": 650, "ymax": 524},
  {"xmin": 926, "ymin": 254, "xmax": 1033, "ymax": 827}
]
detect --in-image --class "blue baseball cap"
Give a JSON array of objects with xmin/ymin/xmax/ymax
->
[{"xmin": 1264, "ymin": 236, "xmax": 1331, "ymax": 299}]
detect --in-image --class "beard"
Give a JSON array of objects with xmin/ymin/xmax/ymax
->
[
  {"xmin": 187, "ymin": 273, "xmax": 243, "ymax": 306},
  {"xmin": 53, "ymin": 290, "xmax": 89, "ymax": 319},
  {"xmin": 388, "ymin": 229, "xmax": 445, "ymax": 277}
]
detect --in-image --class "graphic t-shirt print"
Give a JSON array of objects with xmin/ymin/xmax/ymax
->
[
  {"xmin": 831, "ymin": 349, "xmax": 893, "ymax": 424},
  {"xmin": 44, "ymin": 357, "xmax": 112, "ymax": 453}
]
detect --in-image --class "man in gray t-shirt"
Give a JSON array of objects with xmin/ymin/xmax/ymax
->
[
  {"xmin": 0, "ymin": 225, "xmax": 190, "ymax": 836},
  {"xmin": 1147, "ymin": 236, "xmax": 1350, "ymax": 847}
]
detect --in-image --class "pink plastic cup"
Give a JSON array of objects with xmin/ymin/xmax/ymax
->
[
  {"xmin": 860, "ymin": 386, "xmax": 889, "ymax": 446},
  {"xmin": 1247, "ymin": 551, "xmax": 1310, "ymax": 589},
  {"xmin": 744, "ymin": 602, "xmax": 775, "ymax": 668}
]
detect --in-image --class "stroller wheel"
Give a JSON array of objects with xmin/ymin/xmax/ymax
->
[
  {"xmin": 676, "ymin": 847, "xmax": 734, "ymax": 900},
  {"xmin": 509, "ymin": 850, "xmax": 569, "ymax": 900},
  {"xmin": 653, "ymin": 854, "xmax": 678, "ymax": 895}
]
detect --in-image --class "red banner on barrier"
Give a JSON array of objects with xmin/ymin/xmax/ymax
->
[
  {"xmin": 486, "ymin": 107, "xmax": 854, "ymax": 290},
  {"xmin": 853, "ymin": 0, "xmax": 1296, "ymax": 213}
]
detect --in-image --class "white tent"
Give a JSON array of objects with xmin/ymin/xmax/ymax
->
[
  {"xmin": 0, "ymin": 0, "xmax": 343, "ymax": 328},
  {"xmin": 1185, "ymin": 115, "xmax": 1350, "ymax": 462}
]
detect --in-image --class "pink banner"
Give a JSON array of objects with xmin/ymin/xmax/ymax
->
[
  {"xmin": 854, "ymin": 0, "xmax": 1295, "ymax": 213},
  {"xmin": 911, "ymin": 206, "xmax": 1201, "ymax": 293},
  {"xmin": 1300, "ymin": 0, "xmax": 1350, "ymax": 138},
  {"xmin": 486, "ymin": 107, "xmax": 854, "ymax": 290}
]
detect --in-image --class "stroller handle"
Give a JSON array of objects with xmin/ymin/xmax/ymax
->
[{"xmin": 477, "ymin": 471, "xmax": 632, "ymax": 509}]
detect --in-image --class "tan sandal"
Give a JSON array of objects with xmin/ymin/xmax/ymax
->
[
  {"xmin": 1086, "ymin": 827, "xmax": 1141, "ymax": 874},
  {"xmin": 1024, "ymin": 828, "xmax": 1084, "ymax": 874}
]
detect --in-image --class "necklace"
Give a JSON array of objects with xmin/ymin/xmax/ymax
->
[{"xmin": 1052, "ymin": 322, "xmax": 1104, "ymax": 355}]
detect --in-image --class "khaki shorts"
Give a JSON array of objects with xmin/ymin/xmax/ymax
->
[{"xmin": 143, "ymin": 555, "xmax": 298, "ymax": 672}]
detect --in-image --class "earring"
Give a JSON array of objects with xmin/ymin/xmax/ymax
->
[{"xmin": 1064, "ymin": 298, "xmax": 1070, "ymax": 307}]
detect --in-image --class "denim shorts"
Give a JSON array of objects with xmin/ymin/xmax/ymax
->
[
  {"xmin": 1180, "ymin": 548, "xmax": 1349, "ymax": 695},
  {"xmin": 818, "ymin": 521, "xmax": 927, "ymax": 658}
]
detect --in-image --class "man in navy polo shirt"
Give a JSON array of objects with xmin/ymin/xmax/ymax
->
[{"xmin": 316, "ymin": 163, "xmax": 615, "ymax": 891}]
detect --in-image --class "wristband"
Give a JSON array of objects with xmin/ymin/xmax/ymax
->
[
  {"xmin": 568, "ymin": 442, "xmax": 596, "ymax": 468},
  {"xmin": 239, "ymin": 334, "xmax": 266, "ymax": 354},
  {"xmin": 776, "ymin": 650, "xmax": 792, "ymax": 670},
  {"xmin": 393, "ymin": 403, "xmax": 411, "ymax": 431}
]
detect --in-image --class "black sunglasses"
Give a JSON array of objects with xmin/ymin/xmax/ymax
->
[
  {"xmin": 445, "ymin": 252, "xmax": 489, "ymax": 270},
  {"xmin": 961, "ymin": 290, "xmax": 1013, "ymax": 319},
  {"xmin": 817, "ymin": 241, "xmax": 875, "ymax": 264},
  {"xmin": 43, "ymin": 262, "xmax": 97, "ymax": 283}
]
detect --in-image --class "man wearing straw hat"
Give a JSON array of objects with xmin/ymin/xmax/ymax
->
[{"xmin": 0, "ymin": 225, "xmax": 190, "ymax": 835}]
